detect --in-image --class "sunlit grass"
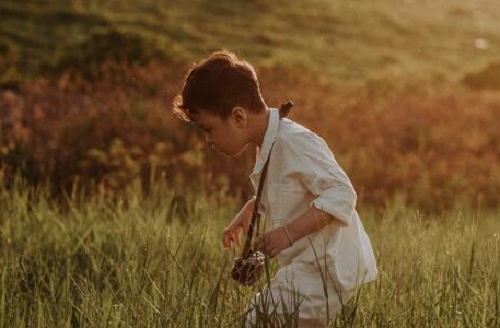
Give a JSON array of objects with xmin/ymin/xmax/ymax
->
[{"xmin": 0, "ymin": 177, "xmax": 498, "ymax": 327}]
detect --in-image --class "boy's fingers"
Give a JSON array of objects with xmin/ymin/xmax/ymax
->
[
  {"xmin": 256, "ymin": 235, "xmax": 266, "ymax": 248},
  {"xmin": 223, "ymin": 234, "xmax": 234, "ymax": 249}
]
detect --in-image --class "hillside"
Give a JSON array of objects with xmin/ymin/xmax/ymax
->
[{"xmin": 1, "ymin": 0, "xmax": 499, "ymax": 82}]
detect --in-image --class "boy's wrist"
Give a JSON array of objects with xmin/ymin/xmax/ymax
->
[
  {"xmin": 235, "ymin": 199, "xmax": 254, "ymax": 223},
  {"xmin": 245, "ymin": 197, "xmax": 257, "ymax": 214},
  {"xmin": 282, "ymin": 224, "xmax": 294, "ymax": 246}
]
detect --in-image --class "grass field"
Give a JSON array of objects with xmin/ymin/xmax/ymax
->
[
  {"xmin": 1, "ymin": 2, "xmax": 500, "ymax": 326},
  {"xmin": 1, "ymin": 0, "xmax": 499, "ymax": 81},
  {"xmin": 0, "ymin": 177, "xmax": 499, "ymax": 327}
]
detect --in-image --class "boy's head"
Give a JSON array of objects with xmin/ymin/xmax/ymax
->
[
  {"xmin": 173, "ymin": 50, "xmax": 268, "ymax": 157},
  {"xmin": 173, "ymin": 50, "xmax": 266, "ymax": 122}
]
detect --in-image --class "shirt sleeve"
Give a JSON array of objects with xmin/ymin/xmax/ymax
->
[{"xmin": 279, "ymin": 131, "xmax": 357, "ymax": 226}]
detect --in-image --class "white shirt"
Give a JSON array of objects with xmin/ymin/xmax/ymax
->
[{"xmin": 249, "ymin": 108, "xmax": 377, "ymax": 292}]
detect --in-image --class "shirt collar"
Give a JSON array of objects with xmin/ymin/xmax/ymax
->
[{"xmin": 250, "ymin": 107, "xmax": 280, "ymax": 177}]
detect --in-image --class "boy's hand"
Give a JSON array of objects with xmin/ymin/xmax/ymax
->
[
  {"xmin": 222, "ymin": 197, "xmax": 259, "ymax": 249},
  {"xmin": 253, "ymin": 227, "xmax": 292, "ymax": 258},
  {"xmin": 222, "ymin": 211, "xmax": 251, "ymax": 249}
]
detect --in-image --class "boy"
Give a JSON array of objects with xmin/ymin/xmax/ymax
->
[{"xmin": 172, "ymin": 50, "xmax": 377, "ymax": 328}]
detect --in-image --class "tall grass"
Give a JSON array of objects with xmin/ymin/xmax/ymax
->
[{"xmin": 0, "ymin": 176, "xmax": 498, "ymax": 327}]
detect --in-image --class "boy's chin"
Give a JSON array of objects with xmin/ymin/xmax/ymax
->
[{"xmin": 226, "ymin": 144, "xmax": 248, "ymax": 157}]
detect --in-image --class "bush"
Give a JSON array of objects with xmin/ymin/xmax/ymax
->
[
  {"xmin": 0, "ymin": 62, "xmax": 252, "ymax": 200},
  {"xmin": 1, "ymin": 63, "xmax": 499, "ymax": 210}
]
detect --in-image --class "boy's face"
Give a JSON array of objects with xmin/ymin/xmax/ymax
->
[{"xmin": 194, "ymin": 107, "xmax": 249, "ymax": 157}]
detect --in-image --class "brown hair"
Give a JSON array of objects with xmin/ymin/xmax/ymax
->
[{"xmin": 172, "ymin": 50, "xmax": 267, "ymax": 122}]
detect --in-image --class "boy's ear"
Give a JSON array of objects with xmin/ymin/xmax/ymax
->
[{"xmin": 230, "ymin": 107, "xmax": 247, "ymax": 127}]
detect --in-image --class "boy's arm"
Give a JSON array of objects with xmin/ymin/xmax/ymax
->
[
  {"xmin": 253, "ymin": 133, "xmax": 357, "ymax": 257},
  {"xmin": 222, "ymin": 197, "xmax": 257, "ymax": 249},
  {"xmin": 241, "ymin": 197, "xmax": 256, "ymax": 216},
  {"xmin": 285, "ymin": 206, "xmax": 338, "ymax": 243},
  {"xmin": 281, "ymin": 134, "xmax": 357, "ymax": 227},
  {"xmin": 251, "ymin": 195, "xmax": 267, "ymax": 215},
  {"xmin": 253, "ymin": 206, "xmax": 338, "ymax": 257},
  {"xmin": 234, "ymin": 197, "xmax": 257, "ymax": 228}
]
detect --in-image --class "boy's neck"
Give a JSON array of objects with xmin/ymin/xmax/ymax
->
[{"xmin": 249, "ymin": 107, "xmax": 270, "ymax": 149}]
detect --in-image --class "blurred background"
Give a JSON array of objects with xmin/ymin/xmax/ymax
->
[{"xmin": 1, "ymin": 0, "xmax": 499, "ymax": 211}]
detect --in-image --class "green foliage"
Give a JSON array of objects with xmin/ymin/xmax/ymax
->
[
  {"xmin": 0, "ymin": 178, "xmax": 498, "ymax": 327},
  {"xmin": 82, "ymin": 139, "xmax": 144, "ymax": 190},
  {"xmin": 55, "ymin": 30, "xmax": 170, "ymax": 78},
  {"xmin": 79, "ymin": 138, "xmax": 206, "ymax": 192}
]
